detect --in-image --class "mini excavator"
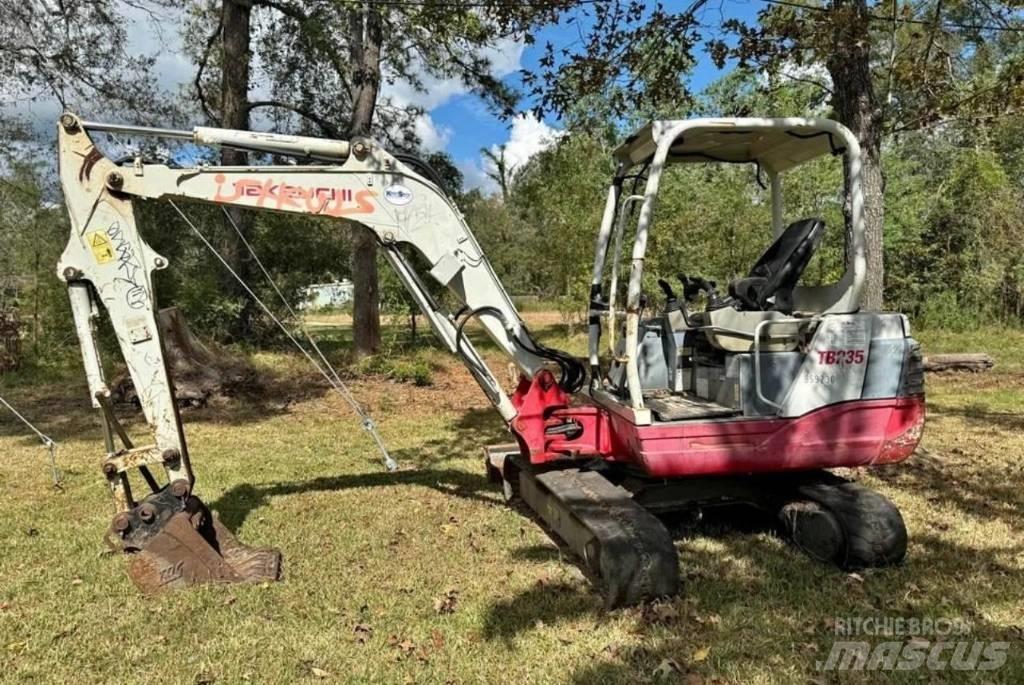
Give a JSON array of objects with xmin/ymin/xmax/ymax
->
[{"xmin": 56, "ymin": 113, "xmax": 924, "ymax": 607}]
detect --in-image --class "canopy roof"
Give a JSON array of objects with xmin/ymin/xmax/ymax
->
[{"xmin": 613, "ymin": 119, "xmax": 849, "ymax": 173}]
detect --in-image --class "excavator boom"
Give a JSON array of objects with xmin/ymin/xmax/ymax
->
[{"xmin": 55, "ymin": 113, "xmax": 663, "ymax": 601}]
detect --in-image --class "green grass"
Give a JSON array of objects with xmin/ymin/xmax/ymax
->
[{"xmin": 1, "ymin": 321, "xmax": 1022, "ymax": 684}]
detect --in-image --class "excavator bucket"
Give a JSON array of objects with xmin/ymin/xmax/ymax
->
[{"xmin": 111, "ymin": 490, "xmax": 281, "ymax": 594}]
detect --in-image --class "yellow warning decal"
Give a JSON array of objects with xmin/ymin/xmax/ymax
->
[{"xmin": 87, "ymin": 231, "xmax": 114, "ymax": 264}]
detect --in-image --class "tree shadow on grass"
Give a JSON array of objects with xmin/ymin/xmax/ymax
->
[
  {"xmin": 210, "ymin": 405, "xmax": 507, "ymax": 530},
  {"xmin": 212, "ymin": 468, "xmax": 499, "ymax": 532},
  {"xmin": 871, "ymin": 447, "xmax": 1024, "ymax": 534},
  {"xmin": 490, "ymin": 525, "xmax": 1024, "ymax": 684}
]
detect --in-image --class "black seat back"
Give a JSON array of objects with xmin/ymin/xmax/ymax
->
[{"xmin": 728, "ymin": 218, "xmax": 825, "ymax": 313}]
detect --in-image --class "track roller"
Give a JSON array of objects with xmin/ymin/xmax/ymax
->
[{"xmin": 779, "ymin": 476, "xmax": 907, "ymax": 570}]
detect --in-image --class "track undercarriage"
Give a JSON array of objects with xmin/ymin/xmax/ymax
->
[{"xmin": 486, "ymin": 445, "xmax": 907, "ymax": 608}]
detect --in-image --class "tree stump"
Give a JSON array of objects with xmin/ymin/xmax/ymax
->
[{"xmin": 111, "ymin": 307, "xmax": 259, "ymax": 407}]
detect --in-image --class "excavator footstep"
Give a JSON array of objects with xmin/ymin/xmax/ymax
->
[
  {"xmin": 124, "ymin": 502, "xmax": 281, "ymax": 595},
  {"xmin": 514, "ymin": 462, "xmax": 680, "ymax": 608}
]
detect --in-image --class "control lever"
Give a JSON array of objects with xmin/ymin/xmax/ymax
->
[
  {"xmin": 657, "ymin": 278, "xmax": 678, "ymax": 306},
  {"xmin": 678, "ymin": 273, "xmax": 729, "ymax": 310},
  {"xmin": 661, "ymin": 278, "xmax": 699, "ymax": 328}
]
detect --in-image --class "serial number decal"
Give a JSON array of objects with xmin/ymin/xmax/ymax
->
[
  {"xmin": 816, "ymin": 349, "xmax": 865, "ymax": 365},
  {"xmin": 804, "ymin": 372, "xmax": 836, "ymax": 385}
]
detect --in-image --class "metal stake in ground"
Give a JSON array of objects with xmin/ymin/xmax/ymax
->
[{"xmin": 0, "ymin": 393, "xmax": 61, "ymax": 487}]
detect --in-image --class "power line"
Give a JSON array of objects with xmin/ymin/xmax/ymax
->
[{"xmin": 760, "ymin": 0, "xmax": 1024, "ymax": 33}]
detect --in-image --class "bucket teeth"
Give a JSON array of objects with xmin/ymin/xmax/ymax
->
[{"xmin": 112, "ymin": 492, "xmax": 281, "ymax": 594}]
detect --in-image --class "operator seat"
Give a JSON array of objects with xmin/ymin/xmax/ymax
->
[{"xmin": 728, "ymin": 218, "xmax": 825, "ymax": 314}]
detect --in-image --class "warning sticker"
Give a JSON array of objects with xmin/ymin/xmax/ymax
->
[{"xmin": 87, "ymin": 231, "xmax": 114, "ymax": 264}]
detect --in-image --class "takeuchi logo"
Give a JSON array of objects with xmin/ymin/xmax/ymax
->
[{"xmin": 212, "ymin": 174, "xmax": 375, "ymax": 217}]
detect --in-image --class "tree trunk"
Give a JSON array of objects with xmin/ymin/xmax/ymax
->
[
  {"xmin": 347, "ymin": 3, "xmax": 384, "ymax": 356},
  {"xmin": 219, "ymin": 0, "xmax": 256, "ymax": 341},
  {"xmin": 826, "ymin": 0, "xmax": 885, "ymax": 311}
]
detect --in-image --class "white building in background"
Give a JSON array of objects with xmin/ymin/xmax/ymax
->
[{"xmin": 300, "ymin": 279, "xmax": 355, "ymax": 310}]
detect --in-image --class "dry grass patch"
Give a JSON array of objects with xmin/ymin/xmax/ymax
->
[{"xmin": 1, "ymin": 326, "xmax": 1022, "ymax": 683}]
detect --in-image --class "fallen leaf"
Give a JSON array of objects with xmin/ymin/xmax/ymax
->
[
  {"xmin": 692, "ymin": 646, "xmax": 710, "ymax": 662},
  {"xmin": 434, "ymin": 589, "xmax": 459, "ymax": 615},
  {"xmin": 310, "ymin": 667, "xmax": 330, "ymax": 678},
  {"xmin": 653, "ymin": 658, "xmax": 681, "ymax": 681},
  {"xmin": 847, "ymin": 572, "xmax": 865, "ymax": 583},
  {"xmin": 70, "ymin": 578, "xmax": 83, "ymax": 586},
  {"xmin": 0, "ymin": 602, "xmax": 10, "ymax": 611},
  {"xmin": 223, "ymin": 596, "xmax": 236, "ymax": 606},
  {"xmin": 430, "ymin": 629, "xmax": 445, "ymax": 650},
  {"xmin": 398, "ymin": 639, "xmax": 416, "ymax": 656},
  {"xmin": 353, "ymin": 623, "xmax": 373, "ymax": 644}
]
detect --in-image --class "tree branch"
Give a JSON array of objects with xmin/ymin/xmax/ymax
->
[
  {"xmin": 246, "ymin": 100, "xmax": 342, "ymax": 138},
  {"xmin": 195, "ymin": 13, "xmax": 223, "ymax": 126}
]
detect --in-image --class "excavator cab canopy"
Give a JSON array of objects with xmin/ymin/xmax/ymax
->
[
  {"xmin": 588, "ymin": 117, "xmax": 869, "ymax": 414},
  {"xmin": 612, "ymin": 120, "xmax": 847, "ymax": 172}
]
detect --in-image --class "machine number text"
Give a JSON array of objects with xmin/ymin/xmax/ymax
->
[{"xmin": 816, "ymin": 349, "xmax": 865, "ymax": 365}]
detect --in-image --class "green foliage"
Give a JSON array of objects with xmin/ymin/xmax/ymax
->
[
  {"xmin": 885, "ymin": 135, "xmax": 1024, "ymax": 329},
  {"xmin": 0, "ymin": 162, "xmax": 74, "ymax": 364},
  {"xmin": 356, "ymin": 352, "xmax": 435, "ymax": 386}
]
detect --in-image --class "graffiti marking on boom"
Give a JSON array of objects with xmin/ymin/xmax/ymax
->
[
  {"xmin": 212, "ymin": 174, "xmax": 375, "ymax": 217},
  {"xmin": 105, "ymin": 221, "xmax": 148, "ymax": 310}
]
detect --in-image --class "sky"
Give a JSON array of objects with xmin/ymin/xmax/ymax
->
[
  {"xmin": 8, "ymin": 1, "xmax": 764, "ymax": 193},
  {"xmin": 430, "ymin": 0, "xmax": 763, "ymax": 191}
]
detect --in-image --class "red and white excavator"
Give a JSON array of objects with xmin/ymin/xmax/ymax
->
[{"xmin": 56, "ymin": 112, "xmax": 924, "ymax": 607}]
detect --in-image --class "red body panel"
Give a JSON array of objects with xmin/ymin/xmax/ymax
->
[{"xmin": 510, "ymin": 370, "xmax": 925, "ymax": 478}]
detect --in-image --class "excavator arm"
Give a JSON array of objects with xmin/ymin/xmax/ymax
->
[{"xmin": 55, "ymin": 112, "xmax": 594, "ymax": 593}]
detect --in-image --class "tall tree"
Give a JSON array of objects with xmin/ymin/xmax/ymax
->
[
  {"xmin": 716, "ymin": 1, "xmax": 1024, "ymax": 308},
  {"xmin": 220, "ymin": 0, "xmax": 256, "ymax": 340},
  {"xmin": 481, "ymin": 144, "xmax": 513, "ymax": 203},
  {"xmin": 241, "ymin": 0, "xmax": 575, "ymax": 355}
]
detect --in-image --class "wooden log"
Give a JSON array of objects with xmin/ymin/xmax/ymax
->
[{"xmin": 922, "ymin": 353, "xmax": 994, "ymax": 373}]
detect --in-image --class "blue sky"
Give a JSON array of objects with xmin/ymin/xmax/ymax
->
[
  {"xmin": 6, "ymin": 1, "xmax": 764, "ymax": 191},
  {"xmin": 435, "ymin": 0, "xmax": 764, "ymax": 189}
]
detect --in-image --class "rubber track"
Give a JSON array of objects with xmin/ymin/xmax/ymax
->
[{"xmin": 521, "ymin": 467, "xmax": 680, "ymax": 608}]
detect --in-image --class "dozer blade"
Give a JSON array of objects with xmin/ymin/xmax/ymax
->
[
  {"xmin": 513, "ymin": 461, "xmax": 680, "ymax": 608},
  {"xmin": 110, "ymin": 489, "xmax": 281, "ymax": 595}
]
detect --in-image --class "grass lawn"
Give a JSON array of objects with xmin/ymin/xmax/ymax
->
[{"xmin": 1, "ymin": 318, "xmax": 1022, "ymax": 684}]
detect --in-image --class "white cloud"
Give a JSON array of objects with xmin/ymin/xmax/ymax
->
[
  {"xmin": 414, "ymin": 115, "xmax": 452, "ymax": 152},
  {"xmin": 495, "ymin": 113, "xmax": 562, "ymax": 174},
  {"xmin": 462, "ymin": 113, "xmax": 562, "ymax": 194},
  {"xmin": 457, "ymin": 158, "xmax": 498, "ymax": 194},
  {"xmin": 381, "ymin": 37, "xmax": 525, "ymax": 151}
]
